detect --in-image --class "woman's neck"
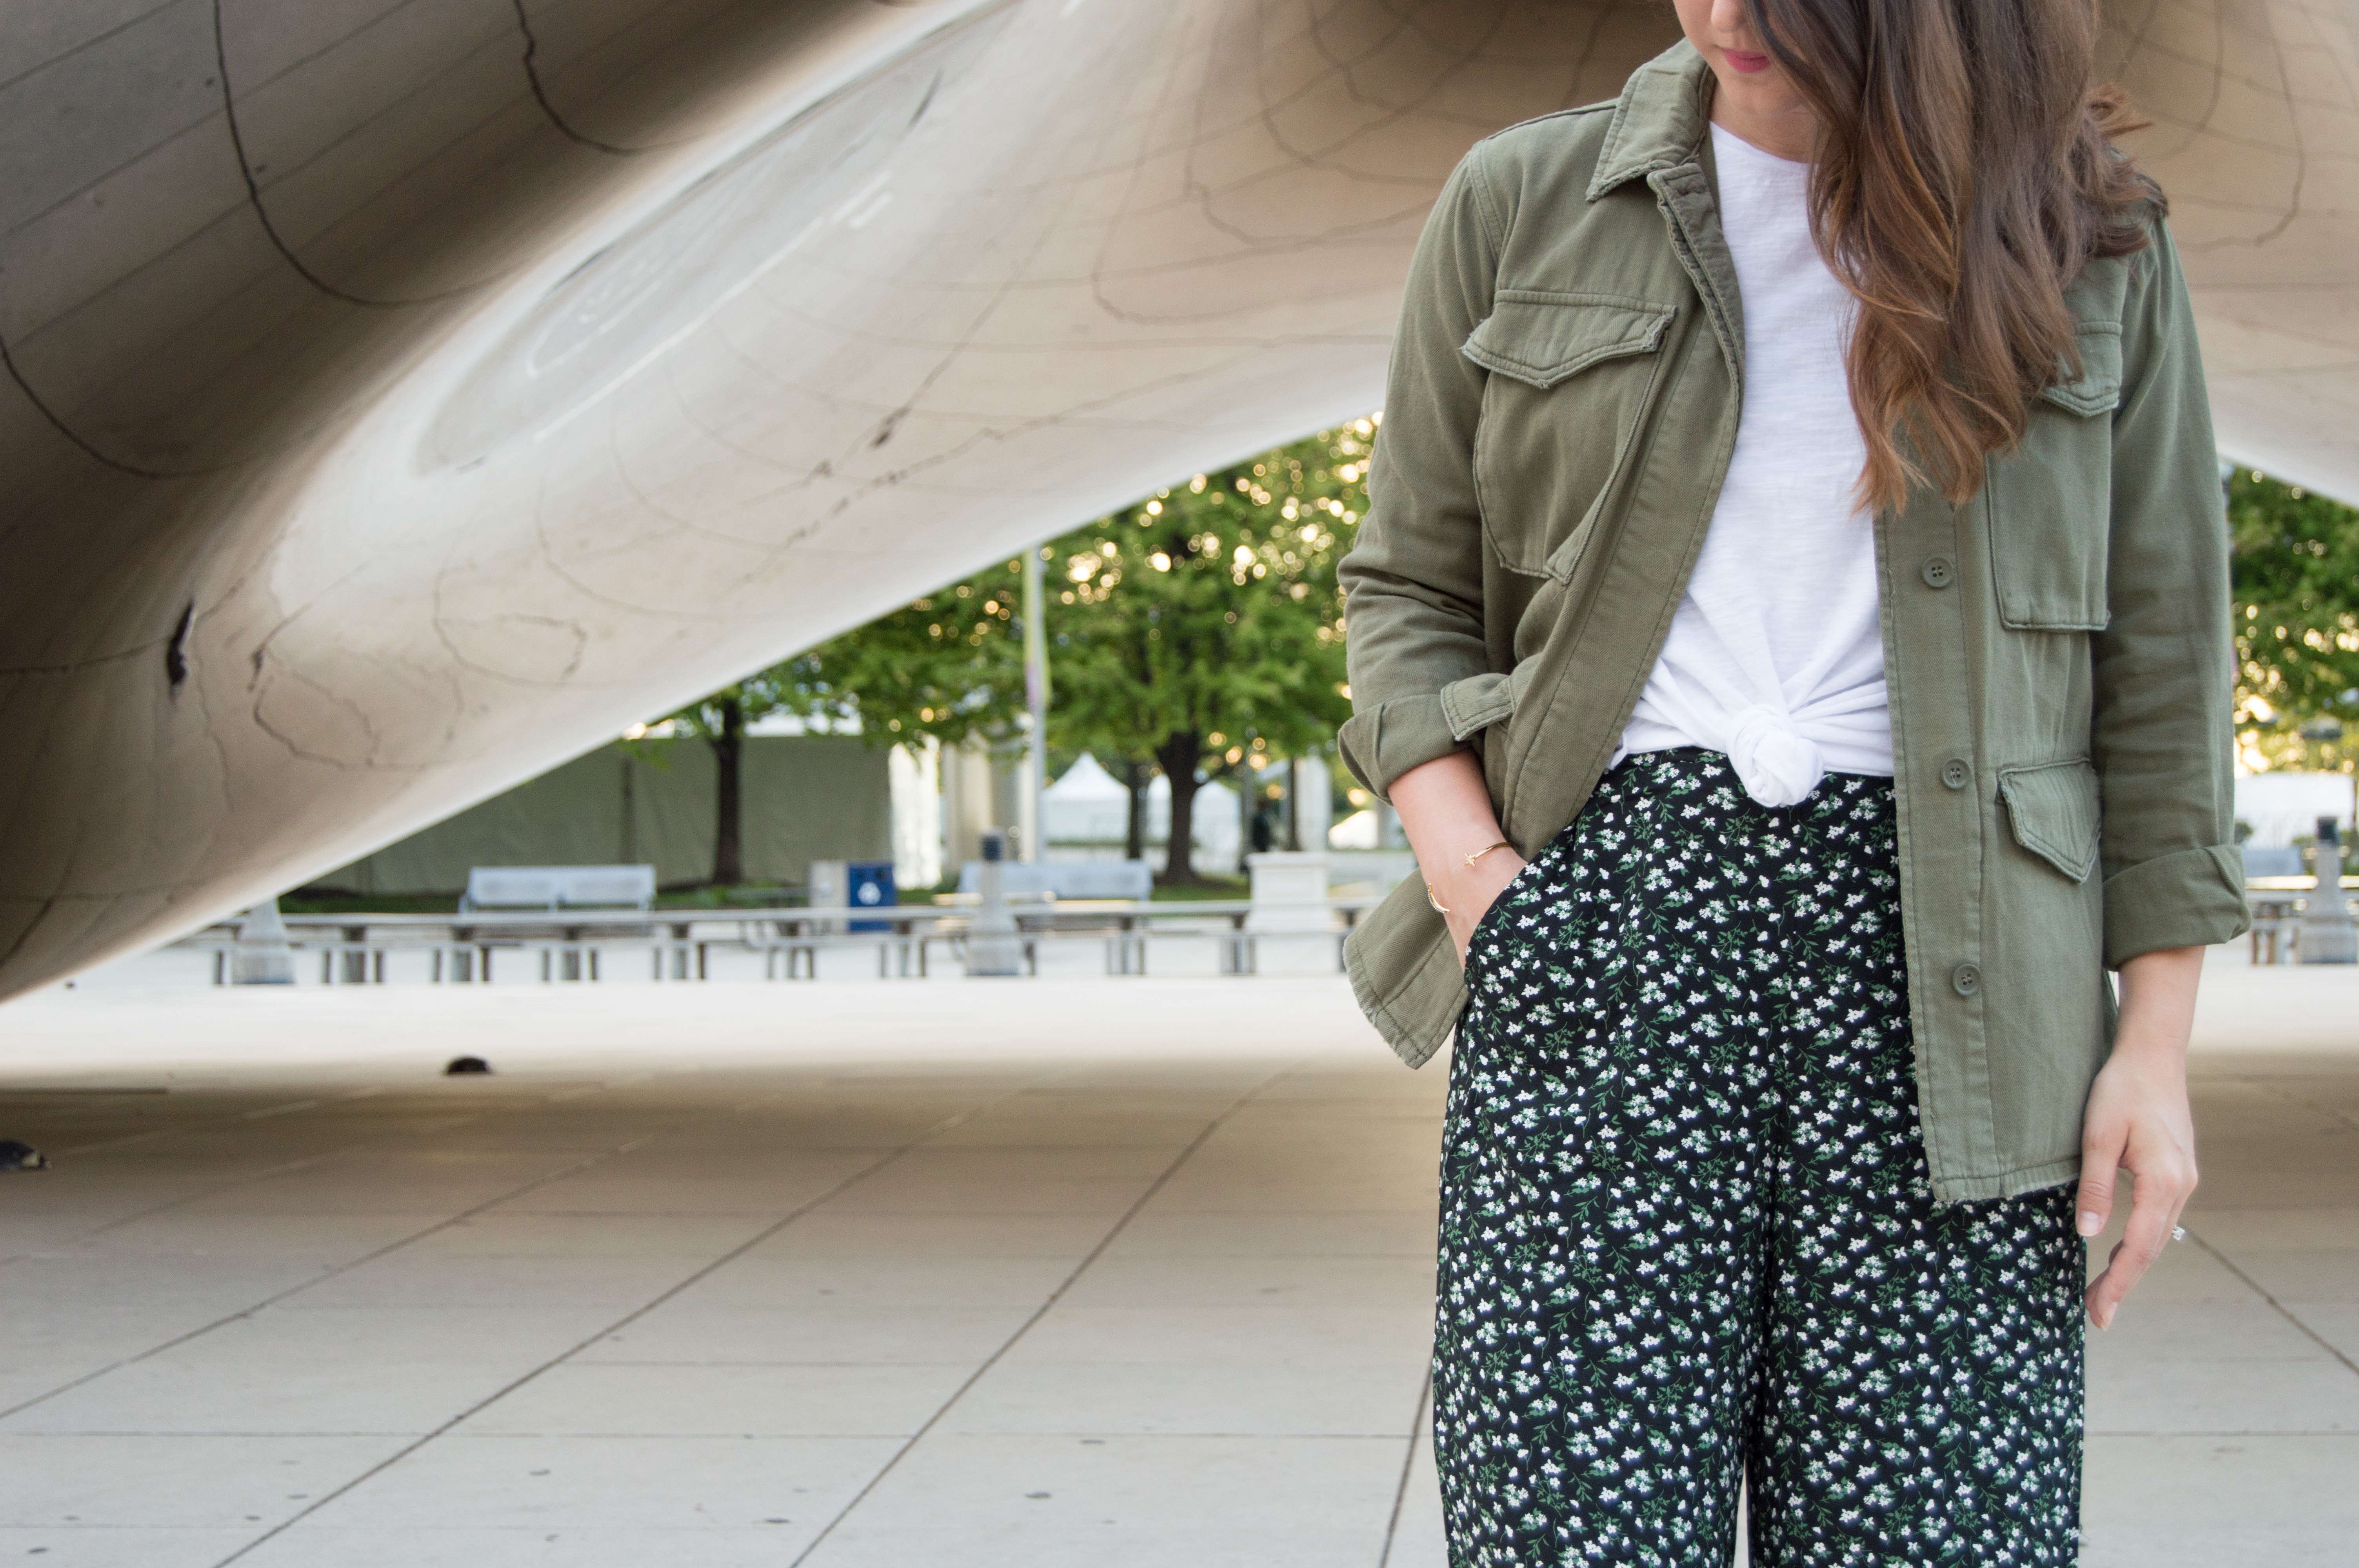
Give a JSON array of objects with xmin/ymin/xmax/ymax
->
[{"xmin": 1710, "ymin": 91, "xmax": 1816, "ymax": 163}]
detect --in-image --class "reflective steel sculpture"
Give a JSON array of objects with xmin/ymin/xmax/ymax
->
[{"xmin": 0, "ymin": 0, "xmax": 2349, "ymax": 991}]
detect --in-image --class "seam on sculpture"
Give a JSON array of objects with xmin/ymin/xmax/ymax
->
[
  {"xmin": 1267, "ymin": 2, "xmax": 1516, "ymax": 181},
  {"xmin": 0, "ymin": 897, "xmax": 53, "ymax": 978},
  {"xmin": 211, "ymin": 0, "xmax": 486, "ymax": 309},
  {"xmin": 0, "ymin": 311, "xmax": 370, "ymax": 481},
  {"xmin": 2117, "ymin": 0, "xmax": 2304, "ymax": 251},
  {"xmin": 509, "ymin": 0, "xmax": 649, "ymax": 156},
  {"xmin": 0, "ymin": 330, "xmax": 177, "ymax": 479},
  {"xmin": 0, "ymin": 642, "xmax": 168, "ymax": 678}
]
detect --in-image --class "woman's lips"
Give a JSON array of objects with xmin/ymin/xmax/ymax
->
[{"xmin": 1724, "ymin": 49, "xmax": 1772, "ymax": 74}]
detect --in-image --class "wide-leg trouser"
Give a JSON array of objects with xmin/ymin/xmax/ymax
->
[{"xmin": 1434, "ymin": 749, "xmax": 2084, "ymax": 1567}]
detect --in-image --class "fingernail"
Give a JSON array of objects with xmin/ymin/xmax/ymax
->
[{"xmin": 2077, "ymin": 1211, "xmax": 2103, "ymax": 1237}]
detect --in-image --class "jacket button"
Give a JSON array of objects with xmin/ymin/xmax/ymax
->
[
  {"xmin": 1921, "ymin": 555, "xmax": 1956, "ymax": 589},
  {"xmin": 1951, "ymin": 962, "xmax": 1981, "ymax": 996},
  {"xmin": 1941, "ymin": 759, "xmax": 1970, "ymax": 790}
]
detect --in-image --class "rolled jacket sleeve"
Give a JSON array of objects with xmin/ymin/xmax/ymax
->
[
  {"xmin": 2093, "ymin": 218, "xmax": 2252, "ymax": 965},
  {"xmin": 1337, "ymin": 149, "xmax": 1504, "ymax": 801}
]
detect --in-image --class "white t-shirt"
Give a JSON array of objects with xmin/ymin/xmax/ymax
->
[{"xmin": 1616, "ymin": 122, "xmax": 1894, "ymax": 805}]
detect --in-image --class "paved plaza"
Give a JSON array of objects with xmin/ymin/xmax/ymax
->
[{"xmin": 0, "ymin": 956, "xmax": 2353, "ymax": 1566}]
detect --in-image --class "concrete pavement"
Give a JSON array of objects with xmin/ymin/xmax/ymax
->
[{"xmin": 0, "ymin": 957, "xmax": 2351, "ymax": 1565}]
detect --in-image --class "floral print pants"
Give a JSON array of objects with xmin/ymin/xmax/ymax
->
[{"xmin": 1436, "ymin": 750, "xmax": 2083, "ymax": 1566}]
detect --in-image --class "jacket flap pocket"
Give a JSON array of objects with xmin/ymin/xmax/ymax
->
[
  {"xmin": 1439, "ymin": 670, "xmax": 1516, "ymax": 742},
  {"xmin": 2039, "ymin": 325, "xmax": 2122, "ymax": 417},
  {"xmin": 1998, "ymin": 759, "xmax": 2102, "ymax": 882},
  {"xmin": 1463, "ymin": 291, "xmax": 1674, "ymax": 390}
]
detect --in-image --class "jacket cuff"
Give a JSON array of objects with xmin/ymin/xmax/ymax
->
[
  {"xmin": 1337, "ymin": 695, "xmax": 1468, "ymax": 802},
  {"xmin": 1439, "ymin": 671, "xmax": 1516, "ymax": 742},
  {"xmin": 2103, "ymin": 844, "xmax": 2251, "ymax": 968}
]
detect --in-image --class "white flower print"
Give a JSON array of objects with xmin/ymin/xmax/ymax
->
[{"xmin": 1433, "ymin": 751, "xmax": 2083, "ymax": 1567}]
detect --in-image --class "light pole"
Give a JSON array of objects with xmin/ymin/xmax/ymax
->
[
  {"xmin": 1020, "ymin": 545, "xmax": 1050, "ymax": 865},
  {"xmin": 965, "ymin": 828, "xmax": 1023, "ymax": 976},
  {"xmin": 2302, "ymin": 814, "xmax": 2357, "ymax": 964}
]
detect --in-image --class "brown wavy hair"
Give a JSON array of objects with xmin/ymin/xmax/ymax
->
[{"xmin": 1743, "ymin": 0, "xmax": 2162, "ymax": 510}]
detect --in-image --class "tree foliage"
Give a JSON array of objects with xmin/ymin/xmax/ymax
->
[
  {"xmin": 2230, "ymin": 468, "xmax": 2359, "ymax": 773},
  {"xmin": 653, "ymin": 669, "xmax": 808, "ymax": 886},
  {"xmin": 656, "ymin": 441, "xmax": 2359, "ymax": 889},
  {"xmin": 1047, "ymin": 424, "xmax": 1363, "ymax": 878},
  {"xmin": 720, "ymin": 421, "xmax": 1373, "ymax": 881},
  {"xmin": 772, "ymin": 568, "xmax": 1029, "ymax": 748}
]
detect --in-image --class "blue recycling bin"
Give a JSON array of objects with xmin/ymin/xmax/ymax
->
[{"xmin": 846, "ymin": 860, "xmax": 896, "ymax": 931}]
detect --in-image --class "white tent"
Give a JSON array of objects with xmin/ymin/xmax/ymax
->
[
  {"xmin": 1040, "ymin": 754, "xmax": 1240, "ymax": 874},
  {"xmin": 2237, "ymin": 771, "xmax": 2357, "ymax": 847},
  {"xmin": 1150, "ymin": 774, "xmax": 1241, "ymax": 875},
  {"xmin": 1042, "ymin": 753, "xmax": 1131, "ymax": 845}
]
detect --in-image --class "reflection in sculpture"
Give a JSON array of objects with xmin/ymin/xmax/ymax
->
[{"xmin": 0, "ymin": 0, "xmax": 2351, "ymax": 992}]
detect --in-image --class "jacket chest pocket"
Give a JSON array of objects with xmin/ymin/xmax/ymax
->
[
  {"xmin": 1464, "ymin": 291, "xmax": 1674, "ymax": 582},
  {"xmin": 1985, "ymin": 323, "xmax": 2121, "ymax": 632}
]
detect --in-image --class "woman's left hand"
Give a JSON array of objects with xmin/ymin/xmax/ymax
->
[{"xmin": 2077, "ymin": 946, "xmax": 2205, "ymax": 1330}]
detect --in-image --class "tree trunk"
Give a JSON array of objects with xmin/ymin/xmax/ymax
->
[
  {"xmin": 1153, "ymin": 733, "xmax": 1201, "ymax": 884},
  {"xmin": 1120, "ymin": 759, "xmax": 1149, "ymax": 863},
  {"xmin": 710, "ymin": 697, "xmax": 745, "ymax": 886}
]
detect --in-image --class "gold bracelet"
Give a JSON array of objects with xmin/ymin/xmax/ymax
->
[{"xmin": 1428, "ymin": 842, "xmax": 1515, "ymax": 916}]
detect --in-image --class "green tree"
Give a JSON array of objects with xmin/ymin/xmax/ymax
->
[
  {"xmin": 1050, "ymin": 422, "xmax": 1367, "ymax": 880},
  {"xmin": 703, "ymin": 422, "xmax": 1373, "ymax": 883},
  {"xmin": 2230, "ymin": 469, "xmax": 2359, "ymax": 773},
  {"xmin": 775, "ymin": 571, "xmax": 1029, "ymax": 748},
  {"xmin": 673, "ymin": 449, "xmax": 2354, "ymax": 888},
  {"xmin": 652, "ymin": 574, "xmax": 1031, "ymax": 887},
  {"xmin": 660, "ymin": 668, "xmax": 799, "ymax": 887}
]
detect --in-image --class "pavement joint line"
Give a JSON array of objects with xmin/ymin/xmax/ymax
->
[
  {"xmin": 47, "ymin": 1125, "xmax": 181, "ymax": 1157},
  {"xmin": 0, "ymin": 1088, "xmax": 680, "ymax": 1421},
  {"xmin": 2084, "ymin": 1429, "xmax": 2359, "ymax": 1438},
  {"xmin": 10, "ymin": 1428, "xmax": 1429, "ymax": 1439},
  {"xmin": 0, "ymin": 1148, "xmax": 345, "ymax": 1269},
  {"xmin": 2251, "ymin": 1076, "xmax": 2359, "ymax": 1136},
  {"xmin": 0, "ymin": 1091, "xmax": 520, "ymax": 1265},
  {"xmin": 783, "ymin": 1062, "xmax": 1295, "ymax": 1568},
  {"xmin": 1376, "ymin": 1373, "xmax": 1433, "ymax": 1568},
  {"xmin": 200, "ymin": 1078, "xmax": 1034, "ymax": 1568},
  {"xmin": 4, "ymin": 1072, "xmax": 651, "ymax": 1263},
  {"xmin": 241, "ymin": 1098, "xmax": 323, "ymax": 1119},
  {"xmin": 2180, "ymin": 1229, "xmax": 2359, "ymax": 1382}
]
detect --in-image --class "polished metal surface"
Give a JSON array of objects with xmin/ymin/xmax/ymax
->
[
  {"xmin": 0, "ymin": 0, "xmax": 2347, "ymax": 994},
  {"xmin": 2103, "ymin": 0, "xmax": 2359, "ymax": 497}
]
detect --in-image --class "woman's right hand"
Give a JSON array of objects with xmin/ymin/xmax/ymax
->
[{"xmin": 1385, "ymin": 749, "xmax": 1525, "ymax": 964}]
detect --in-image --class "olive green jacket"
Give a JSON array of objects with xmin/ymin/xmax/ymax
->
[{"xmin": 1336, "ymin": 43, "xmax": 2249, "ymax": 1203}]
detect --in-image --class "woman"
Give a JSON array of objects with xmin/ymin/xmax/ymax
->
[{"xmin": 1336, "ymin": 0, "xmax": 2247, "ymax": 1561}]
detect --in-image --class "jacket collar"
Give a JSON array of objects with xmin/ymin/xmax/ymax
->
[{"xmin": 1587, "ymin": 41, "xmax": 1715, "ymax": 201}]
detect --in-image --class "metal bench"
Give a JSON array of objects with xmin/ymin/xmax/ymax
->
[
  {"xmin": 459, "ymin": 865, "xmax": 656, "ymax": 914},
  {"xmin": 956, "ymin": 860, "xmax": 1154, "ymax": 901}
]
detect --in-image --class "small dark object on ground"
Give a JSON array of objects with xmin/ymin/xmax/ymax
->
[
  {"xmin": 0, "ymin": 1139, "xmax": 51, "ymax": 1171},
  {"xmin": 445, "ymin": 1056, "xmax": 493, "ymax": 1076}
]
